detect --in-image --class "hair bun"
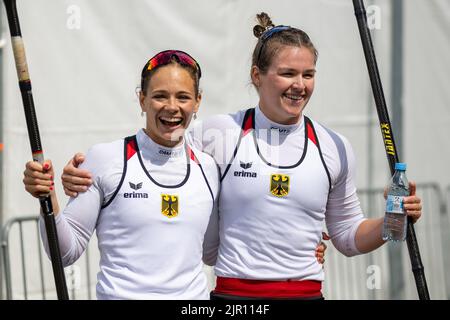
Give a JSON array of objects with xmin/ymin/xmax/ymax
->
[
  {"xmin": 253, "ymin": 12, "xmax": 275, "ymax": 38},
  {"xmin": 257, "ymin": 12, "xmax": 274, "ymax": 28},
  {"xmin": 253, "ymin": 25, "xmax": 266, "ymax": 38}
]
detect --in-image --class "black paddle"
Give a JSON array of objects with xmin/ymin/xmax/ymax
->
[
  {"xmin": 3, "ymin": 0, "xmax": 69, "ymax": 300},
  {"xmin": 352, "ymin": 0, "xmax": 429, "ymax": 300}
]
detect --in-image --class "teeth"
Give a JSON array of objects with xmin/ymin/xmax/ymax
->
[
  {"xmin": 160, "ymin": 117, "xmax": 182, "ymax": 123},
  {"xmin": 284, "ymin": 94, "xmax": 304, "ymax": 100}
]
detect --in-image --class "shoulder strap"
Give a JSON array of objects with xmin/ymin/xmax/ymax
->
[
  {"xmin": 242, "ymin": 107, "xmax": 255, "ymax": 136},
  {"xmin": 304, "ymin": 117, "xmax": 332, "ymax": 191},
  {"xmin": 220, "ymin": 108, "xmax": 255, "ymax": 181},
  {"xmin": 187, "ymin": 145, "xmax": 214, "ymax": 201},
  {"xmin": 101, "ymin": 135, "xmax": 136, "ymax": 209}
]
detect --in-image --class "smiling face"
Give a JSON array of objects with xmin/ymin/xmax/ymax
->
[
  {"xmin": 139, "ymin": 63, "xmax": 201, "ymax": 147},
  {"xmin": 251, "ymin": 45, "xmax": 316, "ymax": 125}
]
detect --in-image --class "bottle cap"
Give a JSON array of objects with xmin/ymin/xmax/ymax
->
[{"xmin": 395, "ymin": 162, "xmax": 407, "ymax": 171}]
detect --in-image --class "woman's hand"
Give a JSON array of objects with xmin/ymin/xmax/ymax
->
[
  {"xmin": 61, "ymin": 152, "xmax": 93, "ymax": 197},
  {"xmin": 384, "ymin": 181, "xmax": 422, "ymax": 224},
  {"xmin": 404, "ymin": 181, "xmax": 422, "ymax": 224},
  {"xmin": 315, "ymin": 232, "xmax": 330, "ymax": 264},
  {"xmin": 23, "ymin": 160, "xmax": 54, "ymax": 198}
]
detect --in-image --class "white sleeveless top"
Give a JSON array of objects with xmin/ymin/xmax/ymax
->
[
  {"xmin": 216, "ymin": 108, "xmax": 330, "ymax": 280},
  {"xmin": 189, "ymin": 107, "xmax": 366, "ymax": 282},
  {"xmin": 40, "ymin": 130, "xmax": 219, "ymax": 300},
  {"xmin": 96, "ymin": 135, "xmax": 215, "ymax": 299}
]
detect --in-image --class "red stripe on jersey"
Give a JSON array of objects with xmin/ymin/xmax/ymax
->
[
  {"xmin": 126, "ymin": 139, "xmax": 137, "ymax": 160},
  {"xmin": 242, "ymin": 113, "xmax": 253, "ymax": 137},
  {"xmin": 306, "ymin": 122, "xmax": 317, "ymax": 146},
  {"xmin": 214, "ymin": 277, "xmax": 322, "ymax": 298},
  {"xmin": 187, "ymin": 146, "xmax": 199, "ymax": 164}
]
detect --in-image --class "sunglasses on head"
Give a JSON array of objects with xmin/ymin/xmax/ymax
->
[{"xmin": 142, "ymin": 50, "xmax": 202, "ymax": 80}]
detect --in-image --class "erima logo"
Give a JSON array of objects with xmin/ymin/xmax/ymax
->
[
  {"xmin": 129, "ymin": 182, "xmax": 143, "ymax": 190},
  {"xmin": 159, "ymin": 149, "xmax": 171, "ymax": 156},
  {"xmin": 124, "ymin": 182, "xmax": 148, "ymax": 198},
  {"xmin": 240, "ymin": 161, "xmax": 252, "ymax": 169},
  {"xmin": 271, "ymin": 126, "xmax": 291, "ymax": 134},
  {"xmin": 158, "ymin": 149, "xmax": 182, "ymax": 157},
  {"xmin": 234, "ymin": 161, "xmax": 257, "ymax": 178}
]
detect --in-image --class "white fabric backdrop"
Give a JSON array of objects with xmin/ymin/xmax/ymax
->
[{"xmin": 1, "ymin": 0, "xmax": 449, "ymax": 299}]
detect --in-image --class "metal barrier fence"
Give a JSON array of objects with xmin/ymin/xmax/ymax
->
[
  {"xmin": 1, "ymin": 184, "xmax": 449, "ymax": 300},
  {"xmin": 323, "ymin": 183, "xmax": 450, "ymax": 299},
  {"xmin": 0, "ymin": 215, "xmax": 95, "ymax": 300}
]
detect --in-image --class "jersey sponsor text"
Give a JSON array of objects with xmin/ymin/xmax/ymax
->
[{"xmin": 124, "ymin": 191, "xmax": 149, "ymax": 198}]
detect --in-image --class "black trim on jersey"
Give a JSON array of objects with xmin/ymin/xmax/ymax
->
[
  {"xmin": 136, "ymin": 139, "xmax": 191, "ymax": 189},
  {"xmin": 305, "ymin": 117, "xmax": 332, "ymax": 192},
  {"xmin": 197, "ymin": 163, "xmax": 215, "ymax": 202},
  {"xmin": 188, "ymin": 145, "xmax": 215, "ymax": 202},
  {"xmin": 220, "ymin": 108, "xmax": 255, "ymax": 182},
  {"xmin": 187, "ymin": 146, "xmax": 215, "ymax": 201},
  {"xmin": 253, "ymin": 113, "xmax": 308, "ymax": 169},
  {"xmin": 101, "ymin": 136, "xmax": 134, "ymax": 209},
  {"xmin": 220, "ymin": 109, "xmax": 332, "ymax": 191}
]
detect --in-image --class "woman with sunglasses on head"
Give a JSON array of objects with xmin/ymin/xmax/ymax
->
[
  {"xmin": 24, "ymin": 48, "xmax": 327, "ymax": 300},
  {"xmin": 22, "ymin": 50, "xmax": 221, "ymax": 299},
  {"xmin": 58, "ymin": 12, "xmax": 420, "ymax": 300}
]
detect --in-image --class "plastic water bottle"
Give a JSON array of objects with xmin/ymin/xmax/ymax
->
[{"xmin": 382, "ymin": 162, "xmax": 410, "ymax": 241}]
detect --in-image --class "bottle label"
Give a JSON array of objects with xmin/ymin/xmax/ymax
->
[{"xmin": 386, "ymin": 195, "xmax": 404, "ymax": 214}]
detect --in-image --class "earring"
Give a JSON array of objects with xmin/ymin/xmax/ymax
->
[
  {"xmin": 141, "ymin": 111, "xmax": 145, "ymax": 117},
  {"xmin": 193, "ymin": 113, "xmax": 197, "ymax": 120}
]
